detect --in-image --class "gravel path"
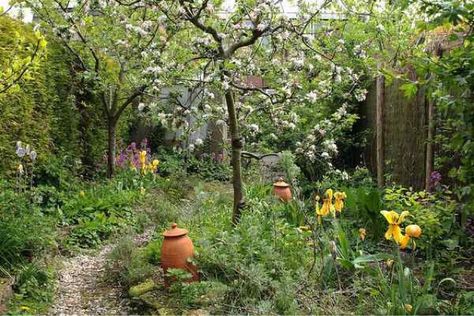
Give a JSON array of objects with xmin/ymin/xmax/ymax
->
[{"xmin": 50, "ymin": 228, "xmax": 154, "ymax": 315}]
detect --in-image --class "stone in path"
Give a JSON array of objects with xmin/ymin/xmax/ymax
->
[{"xmin": 50, "ymin": 229, "xmax": 154, "ymax": 315}]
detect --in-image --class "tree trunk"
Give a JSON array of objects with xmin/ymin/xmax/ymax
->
[
  {"xmin": 425, "ymin": 98, "xmax": 435, "ymax": 191},
  {"xmin": 376, "ymin": 68, "xmax": 385, "ymax": 188},
  {"xmin": 107, "ymin": 118, "xmax": 117, "ymax": 178},
  {"xmin": 225, "ymin": 91, "xmax": 244, "ymax": 225}
]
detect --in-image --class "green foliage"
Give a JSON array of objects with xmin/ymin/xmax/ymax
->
[
  {"xmin": 10, "ymin": 263, "xmax": 54, "ymax": 312},
  {"xmin": 106, "ymin": 236, "xmax": 155, "ymax": 288},
  {"xmin": 344, "ymin": 186, "xmax": 385, "ymax": 240},
  {"xmin": 383, "ymin": 186, "xmax": 458, "ymax": 252},
  {"xmin": 186, "ymin": 155, "xmax": 231, "ymax": 182}
]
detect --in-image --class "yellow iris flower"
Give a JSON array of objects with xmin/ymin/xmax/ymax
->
[
  {"xmin": 334, "ymin": 191, "xmax": 346, "ymax": 212},
  {"xmin": 315, "ymin": 195, "xmax": 326, "ymax": 224},
  {"xmin": 381, "ymin": 210, "xmax": 410, "ymax": 245},
  {"xmin": 359, "ymin": 228, "xmax": 366, "ymax": 241},
  {"xmin": 322, "ymin": 189, "xmax": 335, "ymax": 215},
  {"xmin": 139, "ymin": 150, "xmax": 147, "ymax": 166}
]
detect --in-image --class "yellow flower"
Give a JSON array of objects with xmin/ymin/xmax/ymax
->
[
  {"xmin": 406, "ymin": 224, "xmax": 422, "ymax": 238},
  {"xmin": 139, "ymin": 150, "xmax": 147, "ymax": 166},
  {"xmin": 400, "ymin": 234, "xmax": 411, "ymax": 249},
  {"xmin": 326, "ymin": 188, "xmax": 333, "ymax": 201},
  {"xmin": 334, "ymin": 191, "xmax": 346, "ymax": 212},
  {"xmin": 17, "ymin": 164, "xmax": 24, "ymax": 175},
  {"xmin": 359, "ymin": 228, "xmax": 366, "ymax": 241},
  {"xmin": 315, "ymin": 195, "xmax": 325, "ymax": 224},
  {"xmin": 381, "ymin": 210, "xmax": 410, "ymax": 244},
  {"xmin": 20, "ymin": 306, "xmax": 31, "ymax": 312},
  {"xmin": 319, "ymin": 189, "xmax": 335, "ymax": 218}
]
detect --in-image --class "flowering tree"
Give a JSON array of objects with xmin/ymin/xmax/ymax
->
[
  {"xmin": 22, "ymin": 0, "xmax": 176, "ymax": 176},
  {"xmin": 151, "ymin": 0, "xmax": 371, "ymax": 223}
]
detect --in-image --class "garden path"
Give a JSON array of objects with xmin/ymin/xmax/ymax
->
[{"xmin": 50, "ymin": 228, "xmax": 154, "ymax": 315}]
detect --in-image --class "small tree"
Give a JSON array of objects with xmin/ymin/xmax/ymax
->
[
  {"xmin": 155, "ymin": 0, "xmax": 366, "ymax": 223},
  {"xmin": 24, "ymin": 0, "xmax": 175, "ymax": 176}
]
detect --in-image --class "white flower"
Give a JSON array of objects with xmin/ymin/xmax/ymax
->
[
  {"xmin": 222, "ymin": 81, "xmax": 230, "ymax": 90},
  {"xmin": 306, "ymin": 91, "xmax": 318, "ymax": 102},
  {"xmin": 337, "ymin": 105, "xmax": 348, "ymax": 117},
  {"xmin": 355, "ymin": 89, "xmax": 368, "ymax": 102},
  {"xmin": 16, "ymin": 146, "xmax": 26, "ymax": 158},
  {"xmin": 341, "ymin": 171, "xmax": 349, "ymax": 180},
  {"xmin": 292, "ymin": 57, "xmax": 305, "ymax": 68},
  {"xmin": 195, "ymin": 138, "xmax": 203, "ymax": 146},
  {"xmin": 324, "ymin": 139, "xmax": 338, "ymax": 153},
  {"xmin": 248, "ymin": 124, "xmax": 259, "ymax": 133},
  {"xmin": 306, "ymin": 151, "xmax": 316, "ymax": 161},
  {"xmin": 256, "ymin": 23, "xmax": 266, "ymax": 31}
]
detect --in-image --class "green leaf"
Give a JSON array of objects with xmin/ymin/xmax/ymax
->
[{"xmin": 400, "ymin": 82, "xmax": 418, "ymax": 98}]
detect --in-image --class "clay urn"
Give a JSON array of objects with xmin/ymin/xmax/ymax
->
[
  {"xmin": 273, "ymin": 177, "xmax": 292, "ymax": 202},
  {"xmin": 161, "ymin": 223, "xmax": 199, "ymax": 287}
]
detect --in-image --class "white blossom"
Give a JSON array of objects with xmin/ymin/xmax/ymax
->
[
  {"xmin": 195, "ymin": 138, "xmax": 204, "ymax": 146},
  {"xmin": 256, "ymin": 23, "xmax": 267, "ymax": 31},
  {"xmin": 248, "ymin": 124, "xmax": 259, "ymax": 133},
  {"xmin": 306, "ymin": 91, "xmax": 318, "ymax": 102}
]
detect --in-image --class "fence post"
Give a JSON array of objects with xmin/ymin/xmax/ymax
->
[{"xmin": 376, "ymin": 65, "xmax": 385, "ymax": 188}]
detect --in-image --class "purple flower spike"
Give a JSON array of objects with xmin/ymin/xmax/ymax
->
[{"xmin": 430, "ymin": 171, "xmax": 442, "ymax": 189}]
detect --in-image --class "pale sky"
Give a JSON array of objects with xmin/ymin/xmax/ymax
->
[
  {"xmin": 0, "ymin": 0, "xmax": 34, "ymax": 22},
  {"xmin": 0, "ymin": 0, "xmax": 329, "ymax": 23}
]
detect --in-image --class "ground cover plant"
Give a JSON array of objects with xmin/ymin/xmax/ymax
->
[{"xmin": 0, "ymin": 0, "xmax": 473, "ymax": 314}]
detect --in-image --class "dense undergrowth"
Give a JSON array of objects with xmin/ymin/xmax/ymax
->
[
  {"xmin": 105, "ymin": 159, "xmax": 474, "ymax": 315},
  {"xmin": 1, "ymin": 146, "xmax": 473, "ymax": 315},
  {"xmin": 0, "ymin": 162, "xmax": 170, "ymax": 313}
]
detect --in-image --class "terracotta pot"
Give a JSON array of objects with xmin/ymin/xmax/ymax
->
[
  {"xmin": 161, "ymin": 223, "xmax": 199, "ymax": 287},
  {"xmin": 273, "ymin": 177, "xmax": 292, "ymax": 202}
]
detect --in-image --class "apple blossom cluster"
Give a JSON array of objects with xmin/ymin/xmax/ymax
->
[{"xmin": 295, "ymin": 104, "xmax": 358, "ymax": 169}]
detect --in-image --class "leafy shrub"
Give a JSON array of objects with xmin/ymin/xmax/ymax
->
[
  {"xmin": 188, "ymin": 190, "xmax": 312, "ymax": 314},
  {"xmin": 383, "ymin": 186, "xmax": 458, "ymax": 252},
  {"xmin": 344, "ymin": 186, "xmax": 385, "ymax": 240},
  {"xmin": 186, "ymin": 155, "xmax": 231, "ymax": 182},
  {"xmin": 106, "ymin": 237, "xmax": 155, "ymax": 287}
]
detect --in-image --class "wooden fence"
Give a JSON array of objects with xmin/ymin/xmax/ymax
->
[{"xmin": 362, "ymin": 76, "xmax": 429, "ymax": 190}]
